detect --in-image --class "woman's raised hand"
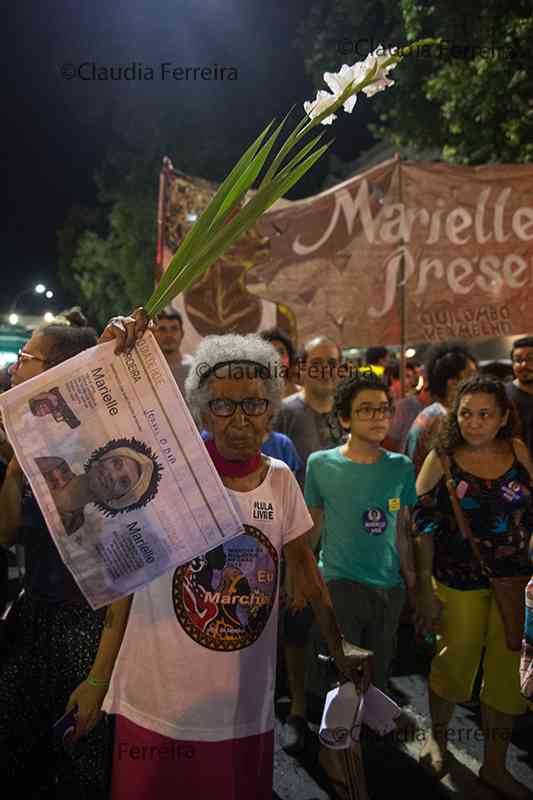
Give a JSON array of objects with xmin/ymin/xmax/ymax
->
[{"xmin": 97, "ymin": 308, "xmax": 151, "ymax": 355}]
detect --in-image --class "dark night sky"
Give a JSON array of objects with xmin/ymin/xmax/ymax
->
[{"xmin": 4, "ymin": 0, "xmax": 374, "ymax": 316}]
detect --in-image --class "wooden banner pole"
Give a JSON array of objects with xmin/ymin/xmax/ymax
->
[{"xmin": 396, "ymin": 153, "xmax": 406, "ymax": 399}]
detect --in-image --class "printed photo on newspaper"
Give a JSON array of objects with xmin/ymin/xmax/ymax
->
[{"xmin": 0, "ymin": 332, "xmax": 245, "ymax": 609}]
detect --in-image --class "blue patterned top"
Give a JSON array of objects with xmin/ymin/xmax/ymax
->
[{"xmin": 413, "ymin": 457, "xmax": 533, "ymax": 590}]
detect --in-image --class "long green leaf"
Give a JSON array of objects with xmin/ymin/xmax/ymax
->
[
  {"xmin": 150, "ymin": 119, "xmax": 276, "ymax": 306},
  {"xmin": 150, "ymin": 141, "xmax": 277, "ymax": 313},
  {"xmin": 171, "ymin": 140, "xmax": 331, "ymax": 299},
  {"xmin": 208, "ymin": 113, "xmax": 290, "ymax": 229},
  {"xmin": 273, "ymin": 131, "xmax": 325, "ymax": 180},
  {"xmin": 258, "ymin": 112, "xmax": 309, "ymax": 188},
  {"xmin": 147, "ymin": 143, "xmax": 332, "ymax": 314}
]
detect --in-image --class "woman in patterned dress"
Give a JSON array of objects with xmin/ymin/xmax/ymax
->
[{"xmin": 413, "ymin": 375, "xmax": 533, "ymax": 799}]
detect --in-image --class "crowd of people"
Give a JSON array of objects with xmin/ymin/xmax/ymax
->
[{"xmin": 0, "ymin": 305, "xmax": 532, "ymax": 799}]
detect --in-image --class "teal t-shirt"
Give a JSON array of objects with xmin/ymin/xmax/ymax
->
[{"xmin": 304, "ymin": 447, "xmax": 417, "ymax": 588}]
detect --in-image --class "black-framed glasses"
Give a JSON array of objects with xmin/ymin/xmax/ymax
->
[
  {"xmin": 208, "ymin": 398, "xmax": 270, "ymax": 418},
  {"xmin": 353, "ymin": 404, "xmax": 394, "ymax": 421}
]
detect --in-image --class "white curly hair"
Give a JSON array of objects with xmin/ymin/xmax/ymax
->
[{"xmin": 185, "ymin": 334, "xmax": 284, "ymax": 427}]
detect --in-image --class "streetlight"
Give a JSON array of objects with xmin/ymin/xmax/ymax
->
[
  {"xmin": 8, "ymin": 284, "xmax": 56, "ymax": 325},
  {"xmin": 8, "ymin": 313, "xmax": 19, "ymax": 326},
  {"xmin": 43, "ymin": 312, "xmax": 55, "ymax": 323}
]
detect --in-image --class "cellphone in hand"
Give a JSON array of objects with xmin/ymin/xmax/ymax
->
[{"xmin": 52, "ymin": 706, "xmax": 78, "ymax": 746}]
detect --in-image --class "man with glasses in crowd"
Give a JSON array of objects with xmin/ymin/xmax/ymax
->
[
  {"xmin": 507, "ymin": 336, "xmax": 533, "ymax": 458},
  {"xmin": 305, "ymin": 371, "xmax": 417, "ymax": 700},
  {"xmin": 274, "ymin": 335, "xmax": 345, "ymax": 753}
]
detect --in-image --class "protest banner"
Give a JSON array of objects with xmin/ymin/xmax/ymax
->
[
  {"xmin": 0, "ymin": 333, "xmax": 244, "ymax": 609},
  {"xmin": 246, "ymin": 159, "xmax": 533, "ymax": 346}
]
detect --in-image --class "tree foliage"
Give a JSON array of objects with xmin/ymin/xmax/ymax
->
[
  {"xmin": 57, "ymin": 157, "xmax": 157, "ymax": 330},
  {"xmin": 296, "ymin": 0, "xmax": 533, "ymax": 164}
]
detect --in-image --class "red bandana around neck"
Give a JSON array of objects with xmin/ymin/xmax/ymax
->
[{"xmin": 205, "ymin": 438, "xmax": 262, "ymax": 478}]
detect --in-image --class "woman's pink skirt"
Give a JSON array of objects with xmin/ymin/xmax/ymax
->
[{"xmin": 111, "ymin": 714, "xmax": 274, "ymax": 800}]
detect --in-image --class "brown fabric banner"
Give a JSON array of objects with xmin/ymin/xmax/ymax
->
[{"xmin": 247, "ymin": 159, "xmax": 533, "ymax": 347}]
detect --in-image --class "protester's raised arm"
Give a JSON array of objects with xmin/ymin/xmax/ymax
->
[{"xmin": 97, "ymin": 307, "xmax": 151, "ymax": 355}]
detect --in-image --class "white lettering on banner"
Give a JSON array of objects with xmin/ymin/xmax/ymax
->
[
  {"xmin": 368, "ymin": 248, "xmax": 533, "ymax": 318},
  {"xmin": 419, "ymin": 305, "xmax": 512, "ymax": 342},
  {"xmin": 292, "ymin": 182, "xmax": 533, "ymax": 256}
]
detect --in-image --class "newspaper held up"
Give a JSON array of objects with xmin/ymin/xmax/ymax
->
[{"xmin": 0, "ymin": 332, "xmax": 245, "ymax": 609}]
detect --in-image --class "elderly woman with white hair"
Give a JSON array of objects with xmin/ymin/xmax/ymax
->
[{"xmin": 98, "ymin": 310, "xmax": 372, "ymax": 800}]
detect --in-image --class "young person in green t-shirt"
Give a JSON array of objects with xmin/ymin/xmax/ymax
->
[{"xmin": 304, "ymin": 370, "xmax": 417, "ymax": 693}]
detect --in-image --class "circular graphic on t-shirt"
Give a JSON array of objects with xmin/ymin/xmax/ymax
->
[
  {"xmin": 501, "ymin": 480, "xmax": 524, "ymax": 503},
  {"xmin": 362, "ymin": 507, "xmax": 387, "ymax": 536},
  {"xmin": 172, "ymin": 524, "xmax": 278, "ymax": 651}
]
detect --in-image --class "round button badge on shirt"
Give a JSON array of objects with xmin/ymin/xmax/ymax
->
[{"xmin": 362, "ymin": 508, "xmax": 387, "ymax": 536}]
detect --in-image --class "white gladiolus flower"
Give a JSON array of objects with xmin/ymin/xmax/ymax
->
[
  {"xmin": 303, "ymin": 90, "xmax": 338, "ymax": 125},
  {"xmin": 359, "ymin": 46, "xmax": 398, "ymax": 97},
  {"xmin": 323, "ymin": 62, "xmax": 366, "ymax": 113}
]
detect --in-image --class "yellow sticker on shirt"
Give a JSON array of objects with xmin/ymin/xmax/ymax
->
[{"xmin": 388, "ymin": 498, "xmax": 401, "ymax": 512}]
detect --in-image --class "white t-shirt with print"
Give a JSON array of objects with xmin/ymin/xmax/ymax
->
[{"xmin": 103, "ymin": 457, "xmax": 312, "ymax": 742}]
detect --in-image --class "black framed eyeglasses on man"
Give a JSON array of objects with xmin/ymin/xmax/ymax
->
[
  {"xmin": 353, "ymin": 404, "xmax": 394, "ymax": 421},
  {"xmin": 208, "ymin": 398, "xmax": 270, "ymax": 418}
]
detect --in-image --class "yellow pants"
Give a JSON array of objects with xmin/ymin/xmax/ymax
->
[{"xmin": 430, "ymin": 581, "xmax": 527, "ymax": 716}]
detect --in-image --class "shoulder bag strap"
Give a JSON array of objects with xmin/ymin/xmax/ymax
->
[{"xmin": 438, "ymin": 452, "xmax": 491, "ymax": 576}]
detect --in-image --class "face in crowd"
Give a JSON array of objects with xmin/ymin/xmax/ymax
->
[
  {"xmin": 457, "ymin": 392, "xmax": 509, "ymax": 449},
  {"xmin": 302, "ymin": 341, "xmax": 341, "ymax": 399},
  {"xmin": 511, "ymin": 344, "xmax": 533, "ymax": 387},
  {"xmin": 340, "ymin": 388, "xmax": 393, "ymax": 445},
  {"xmin": 11, "ymin": 334, "xmax": 52, "ymax": 387},
  {"xmin": 404, "ymin": 366, "xmax": 418, "ymax": 391},
  {"xmin": 202, "ymin": 374, "xmax": 271, "ymax": 462},
  {"xmin": 87, "ymin": 454, "xmax": 142, "ymax": 503},
  {"xmin": 447, "ymin": 359, "xmax": 478, "ymax": 401},
  {"xmin": 154, "ymin": 316, "xmax": 184, "ymax": 356}
]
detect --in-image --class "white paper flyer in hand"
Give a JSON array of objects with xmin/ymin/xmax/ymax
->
[{"xmin": 0, "ymin": 332, "xmax": 245, "ymax": 609}]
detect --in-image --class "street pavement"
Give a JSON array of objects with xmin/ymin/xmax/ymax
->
[{"xmin": 272, "ymin": 624, "xmax": 533, "ymax": 799}]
